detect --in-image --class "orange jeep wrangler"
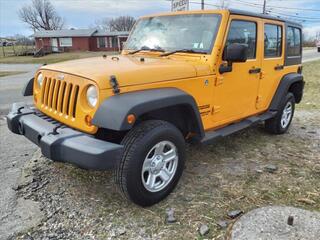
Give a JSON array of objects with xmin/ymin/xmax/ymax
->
[{"xmin": 7, "ymin": 10, "xmax": 304, "ymax": 206}]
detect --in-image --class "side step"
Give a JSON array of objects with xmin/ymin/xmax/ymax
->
[{"xmin": 201, "ymin": 111, "xmax": 277, "ymax": 144}]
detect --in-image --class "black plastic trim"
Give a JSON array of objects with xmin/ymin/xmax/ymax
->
[
  {"xmin": 92, "ymin": 88, "xmax": 205, "ymax": 138},
  {"xmin": 22, "ymin": 78, "xmax": 34, "ymax": 96},
  {"xmin": 229, "ymin": 9, "xmax": 302, "ymax": 27},
  {"xmin": 7, "ymin": 104, "xmax": 123, "ymax": 170},
  {"xmin": 201, "ymin": 111, "xmax": 277, "ymax": 144},
  {"xmin": 269, "ymin": 73, "xmax": 304, "ymax": 110}
]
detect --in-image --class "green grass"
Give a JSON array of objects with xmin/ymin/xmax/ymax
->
[
  {"xmin": 298, "ymin": 60, "xmax": 320, "ymax": 110},
  {"xmin": 0, "ymin": 71, "xmax": 27, "ymax": 77},
  {"xmin": 0, "ymin": 51, "xmax": 119, "ymax": 64},
  {"xmin": 0, "ymin": 45, "xmax": 34, "ymax": 58}
]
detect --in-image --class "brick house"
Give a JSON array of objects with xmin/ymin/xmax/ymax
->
[{"xmin": 33, "ymin": 29, "xmax": 129, "ymax": 53}]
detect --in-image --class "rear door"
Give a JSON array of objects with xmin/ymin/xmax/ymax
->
[
  {"xmin": 256, "ymin": 20, "xmax": 285, "ymax": 110},
  {"xmin": 212, "ymin": 16, "xmax": 262, "ymax": 126}
]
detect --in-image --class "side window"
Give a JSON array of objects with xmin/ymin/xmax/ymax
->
[
  {"xmin": 97, "ymin": 37, "xmax": 106, "ymax": 48},
  {"xmin": 287, "ymin": 26, "xmax": 301, "ymax": 57},
  {"xmin": 264, "ymin": 24, "xmax": 282, "ymax": 58},
  {"xmin": 226, "ymin": 20, "xmax": 257, "ymax": 59}
]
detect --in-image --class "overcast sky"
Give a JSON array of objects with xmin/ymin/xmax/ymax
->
[{"xmin": 0, "ymin": 0, "xmax": 319, "ymax": 38}]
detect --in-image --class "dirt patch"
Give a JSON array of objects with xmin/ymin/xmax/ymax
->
[{"xmin": 13, "ymin": 110, "xmax": 320, "ymax": 240}]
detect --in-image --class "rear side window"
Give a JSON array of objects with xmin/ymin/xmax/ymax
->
[
  {"xmin": 264, "ymin": 24, "xmax": 282, "ymax": 58},
  {"xmin": 287, "ymin": 26, "xmax": 301, "ymax": 57},
  {"xmin": 226, "ymin": 20, "xmax": 257, "ymax": 59}
]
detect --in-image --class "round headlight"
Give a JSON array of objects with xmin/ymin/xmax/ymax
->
[
  {"xmin": 86, "ymin": 85, "xmax": 98, "ymax": 108},
  {"xmin": 37, "ymin": 73, "xmax": 44, "ymax": 87}
]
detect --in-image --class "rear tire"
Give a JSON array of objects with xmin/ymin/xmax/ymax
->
[
  {"xmin": 318, "ymin": 47, "xmax": 320, "ymax": 53},
  {"xmin": 114, "ymin": 120, "xmax": 185, "ymax": 207},
  {"xmin": 265, "ymin": 93, "xmax": 295, "ymax": 134}
]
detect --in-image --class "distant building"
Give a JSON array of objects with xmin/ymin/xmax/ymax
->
[{"xmin": 33, "ymin": 29, "xmax": 129, "ymax": 53}]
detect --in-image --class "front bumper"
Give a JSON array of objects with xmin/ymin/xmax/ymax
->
[{"xmin": 6, "ymin": 103, "xmax": 123, "ymax": 170}]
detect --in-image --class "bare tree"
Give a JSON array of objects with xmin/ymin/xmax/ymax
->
[
  {"xmin": 108, "ymin": 16, "xmax": 136, "ymax": 32},
  {"xmin": 19, "ymin": 0, "xmax": 64, "ymax": 31}
]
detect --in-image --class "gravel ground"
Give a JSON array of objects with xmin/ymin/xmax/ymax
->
[
  {"xmin": 8, "ymin": 110, "xmax": 320, "ymax": 240},
  {"xmin": 231, "ymin": 206, "xmax": 320, "ymax": 240}
]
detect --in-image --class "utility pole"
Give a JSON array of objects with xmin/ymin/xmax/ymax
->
[
  {"xmin": 201, "ymin": 0, "xmax": 204, "ymax": 10},
  {"xmin": 263, "ymin": 0, "xmax": 267, "ymax": 14}
]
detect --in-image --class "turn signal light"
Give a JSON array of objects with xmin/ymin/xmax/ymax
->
[
  {"xmin": 127, "ymin": 114, "xmax": 136, "ymax": 124},
  {"xmin": 85, "ymin": 115, "xmax": 93, "ymax": 126}
]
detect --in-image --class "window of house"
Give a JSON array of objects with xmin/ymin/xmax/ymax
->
[
  {"xmin": 287, "ymin": 26, "xmax": 301, "ymax": 57},
  {"xmin": 226, "ymin": 20, "xmax": 257, "ymax": 59},
  {"xmin": 59, "ymin": 37, "xmax": 72, "ymax": 47},
  {"xmin": 264, "ymin": 24, "xmax": 282, "ymax": 58},
  {"xmin": 97, "ymin": 37, "xmax": 106, "ymax": 48}
]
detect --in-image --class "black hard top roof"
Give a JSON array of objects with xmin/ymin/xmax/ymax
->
[{"xmin": 229, "ymin": 9, "xmax": 302, "ymax": 28}]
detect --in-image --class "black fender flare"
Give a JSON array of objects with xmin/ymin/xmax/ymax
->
[
  {"xmin": 92, "ymin": 88, "xmax": 205, "ymax": 138},
  {"xmin": 269, "ymin": 73, "xmax": 304, "ymax": 111},
  {"xmin": 22, "ymin": 78, "xmax": 34, "ymax": 96}
]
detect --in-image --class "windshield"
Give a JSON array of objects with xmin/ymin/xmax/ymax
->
[{"xmin": 125, "ymin": 14, "xmax": 221, "ymax": 54}]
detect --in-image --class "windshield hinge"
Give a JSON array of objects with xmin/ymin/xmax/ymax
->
[{"xmin": 110, "ymin": 75, "xmax": 120, "ymax": 94}]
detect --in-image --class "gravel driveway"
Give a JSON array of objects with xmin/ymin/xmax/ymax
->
[{"xmin": 1, "ymin": 110, "xmax": 318, "ymax": 240}]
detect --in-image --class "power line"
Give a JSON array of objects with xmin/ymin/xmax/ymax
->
[
  {"xmin": 263, "ymin": 0, "xmax": 267, "ymax": 14},
  {"xmin": 236, "ymin": 0, "xmax": 320, "ymax": 12}
]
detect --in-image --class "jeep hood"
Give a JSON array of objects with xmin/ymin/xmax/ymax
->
[{"xmin": 41, "ymin": 55, "xmax": 212, "ymax": 89}]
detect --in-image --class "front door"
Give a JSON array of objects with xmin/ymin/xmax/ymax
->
[
  {"xmin": 212, "ymin": 16, "xmax": 262, "ymax": 127},
  {"xmin": 51, "ymin": 38, "xmax": 58, "ymax": 52}
]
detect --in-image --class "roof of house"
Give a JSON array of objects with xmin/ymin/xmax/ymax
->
[
  {"xmin": 94, "ymin": 30, "xmax": 129, "ymax": 37},
  {"xmin": 33, "ymin": 28, "xmax": 130, "ymax": 38},
  {"xmin": 33, "ymin": 29, "xmax": 98, "ymax": 38}
]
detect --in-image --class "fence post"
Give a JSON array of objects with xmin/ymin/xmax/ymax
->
[
  {"xmin": 2, "ymin": 45, "xmax": 5, "ymax": 57},
  {"xmin": 13, "ymin": 44, "xmax": 16, "ymax": 56}
]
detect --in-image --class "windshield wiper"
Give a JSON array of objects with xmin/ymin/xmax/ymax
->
[
  {"xmin": 128, "ymin": 46, "xmax": 165, "ymax": 55},
  {"xmin": 160, "ymin": 49, "xmax": 207, "ymax": 57}
]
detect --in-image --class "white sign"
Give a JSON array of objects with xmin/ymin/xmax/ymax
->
[{"xmin": 171, "ymin": 0, "xmax": 189, "ymax": 12}]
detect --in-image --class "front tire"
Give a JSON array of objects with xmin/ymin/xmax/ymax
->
[
  {"xmin": 265, "ymin": 93, "xmax": 295, "ymax": 134},
  {"xmin": 115, "ymin": 120, "xmax": 185, "ymax": 207}
]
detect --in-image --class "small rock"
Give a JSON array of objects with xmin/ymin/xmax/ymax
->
[
  {"xmin": 199, "ymin": 224, "xmax": 210, "ymax": 236},
  {"xmin": 166, "ymin": 208, "xmax": 177, "ymax": 223},
  {"xmin": 12, "ymin": 185, "xmax": 21, "ymax": 191},
  {"xmin": 255, "ymin": 169, "xmax": 263, "ymax": 174},
  {"xmin": 24, "ymin": 153, "xmax": 29, "ymax": 156},
  {"xmin": 264, "ymin": 164, "xmax": 278, "ymax": 173},
  {"xmin": 287, "ymin": 216, "xmax": 294, "ymax": 226},
  {"xmin": 227, "ymin": 210, "xmax": 243, "ymax": 219},
  {"xmin": 118, "ymin": 227, "xmax": 126, "ymax": 236},
  {"xmin": 12, "ymin": 161, "xmax": 17, "ymax": 167},
  {"xmin": 307, "ymin": 131, "xmax": 317, "ymax": 134},
  {"xmin": 217, "ymin": 220, "xmax": 229, "ymax": 229},
  {"xmin": 30, "ymin": 182, "xmax": 39, "ymax": 190}
]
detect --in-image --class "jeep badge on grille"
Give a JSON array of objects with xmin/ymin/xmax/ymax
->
[{"xmin": 57, "ymin": 74, "xmax": 65, "ymax": 80}]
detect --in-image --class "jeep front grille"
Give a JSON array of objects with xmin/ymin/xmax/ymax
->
[{"xmin": 41, "ymin": 77, "xmax": 79, "ymax": 118}]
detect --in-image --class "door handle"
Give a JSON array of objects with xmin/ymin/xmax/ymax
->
[
  {"xmin": 249, "ymin": 68, "xmax": 261, "ymax": 74},
  {"xmin": 274, "ymin": 65, "xmax": 284, "ymax": 71}
]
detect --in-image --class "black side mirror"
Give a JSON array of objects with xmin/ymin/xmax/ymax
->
[{"xmin": 219, "ymin": 43, "xmax": 248, "ymax": 74}]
